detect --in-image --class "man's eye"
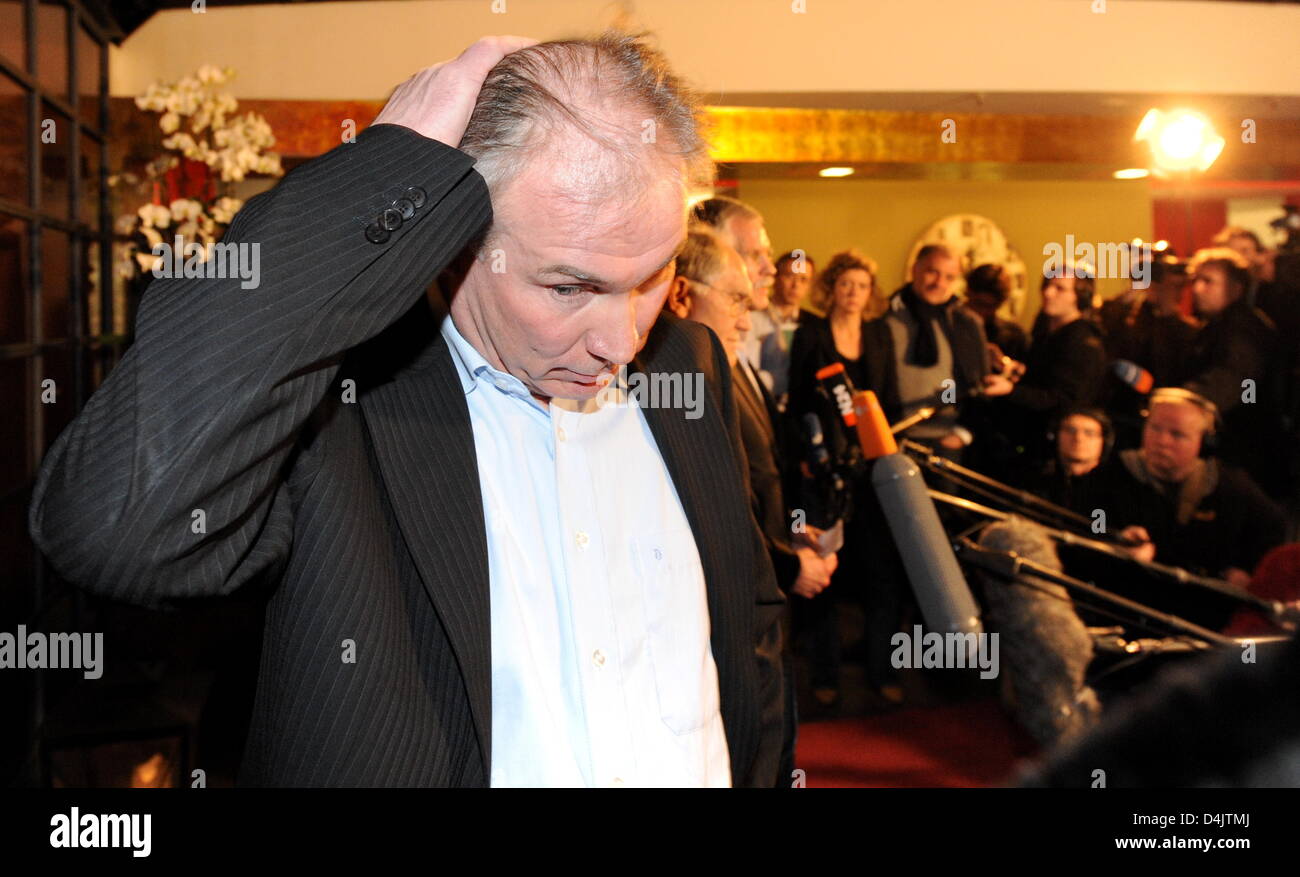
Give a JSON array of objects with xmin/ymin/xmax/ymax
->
[{"xmin": 552, "ymin": 285, "xmax": 587, "ymax": 298}]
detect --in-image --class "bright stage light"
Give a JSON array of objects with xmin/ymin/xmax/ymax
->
[{"xmin": 1134, "ymin": 108, "xmax": 1225, "ymax": 173}]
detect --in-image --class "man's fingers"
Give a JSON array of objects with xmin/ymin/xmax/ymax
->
[{"xmin": 455, "ymin": 35, "xmax": 539, "ymax": 77}]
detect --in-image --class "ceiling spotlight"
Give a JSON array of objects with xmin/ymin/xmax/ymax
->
[
  {"xmin": 1134, "ymin": 108, "xmax": 1225, "ymax": 173},
  {"xmin": 818, "ymin": 167, "xmax": 854, "ymax": 178},
  {"xmin": 1114, "ymin": 168, "xmax": 1150, "ymax": 180}
]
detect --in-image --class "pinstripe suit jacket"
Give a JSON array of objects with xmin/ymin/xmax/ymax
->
[{"xmin": 28, "ymin": 124, "xmax": 781, "ymax": 786}]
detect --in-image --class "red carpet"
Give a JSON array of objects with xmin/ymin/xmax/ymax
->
[{"xmin": 796, "ymin": 698, "xmax": 1040, "ymax": 787}]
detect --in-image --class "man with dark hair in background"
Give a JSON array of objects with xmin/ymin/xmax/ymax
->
[
  {"xmin": 757, "ymin": 250, "xmax": 817, "ymax": 409},
  {"xmin": 1023, "ymin": 407, "xmax": 1115, "ymax": 515},
  {"xmin": 1213, "ymin": 225, "xmax": 1269, "ymax": 300},
  {"xmin": 30, "ymin": 34, "xmax": 784, "ymax": 788},
  {"xmin": 1100, "ymin": 252, "xmax": 1196, "ymax": 389},
  {"xmin": 964, "ymin": 262, "xmax": 1028, "ymax": 363},
  {"xmin": 984, "ymin": 265, "xmax": 1107, "ymax": 472},
  {"xmin": 1181, "ymin": 247, "xmax": 1283, "ymax": 497}
]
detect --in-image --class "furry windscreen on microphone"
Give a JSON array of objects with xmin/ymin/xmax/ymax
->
[{"xmin": 977, "ymin": 517, "xmax": 1101, "ymax": 747}]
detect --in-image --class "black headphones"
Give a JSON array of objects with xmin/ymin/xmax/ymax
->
[
  {"xmin": 1048, "ymin": 407, "xmax": 1116, "ymax": 462},
  {"xmin": 1142, "ymin": 387, "xmax": 1220, "ymax": 457}
]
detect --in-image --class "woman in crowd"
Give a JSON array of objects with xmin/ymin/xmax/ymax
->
[
  {"xmin": 787, "ymin": 249, "xmax": 878, "ymax": 420},
  {"xmin": 785, "ymin": 251, "xmax": 907, "ymax": 706}
]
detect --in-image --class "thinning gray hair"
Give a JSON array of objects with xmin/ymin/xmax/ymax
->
[
  {"xmin": 675, "ymin": 226, "xmax": 731, "ymax": 288},
  {"xmin": 458, "ymin": 31, "xmax": 714, "ymax": 201}
]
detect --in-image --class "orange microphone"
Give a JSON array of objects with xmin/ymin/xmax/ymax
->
[{"xmin": 853, "ymin": 389, "xmax": 898, "ymax": 460}]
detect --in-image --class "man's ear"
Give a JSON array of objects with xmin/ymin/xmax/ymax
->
[{"xmin": 666, "ymin": 275, "xmax": 691, "ymax": 319}]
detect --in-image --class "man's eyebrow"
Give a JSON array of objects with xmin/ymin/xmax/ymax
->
[{"xmin": 537, "ymin": 238, "xmax": 687, "ymax": 289}]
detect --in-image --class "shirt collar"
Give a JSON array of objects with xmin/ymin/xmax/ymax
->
[{"xmin": 440, "ymin": 314, "xmax": 535, "ymax": 403}]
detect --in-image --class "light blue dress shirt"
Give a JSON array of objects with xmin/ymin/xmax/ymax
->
[{"xmin": 441, "ymin": 315, "xmax": 731, "ymax": 788}]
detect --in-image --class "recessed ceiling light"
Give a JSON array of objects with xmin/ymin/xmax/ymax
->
[
  {"xmin": 1113, "ymin": 168, "xmax": 1150, "ymax": 180},
  {"xmin": 819, "ymin": 167, "xmax": 854, "ymax": 178}
]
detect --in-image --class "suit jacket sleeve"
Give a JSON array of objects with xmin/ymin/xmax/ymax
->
[
  {"xmin": 29, "ymin": 124, "xmax": 492, "ymax": 607},
  {"xmin": 705, "ymin": 336, "xmax": 786, "ymax": 788}
]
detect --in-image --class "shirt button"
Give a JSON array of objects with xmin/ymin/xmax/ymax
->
[
  {"xmin": 592, "ymin": 649, "xmax": 606, "ymax": 667},
  {"xmin": 611, "ymin": 777, "xmax": 625, "ymax": 788},
  {"xmin": 575, "ymin": 531, "xmax": 589, "ymax": 550},
  {"xmin": 557, "ymin": 426, "xmax": 567, "ymax": 442}
]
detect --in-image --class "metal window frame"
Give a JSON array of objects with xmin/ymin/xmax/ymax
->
[{"xmin": 2, "ymin": 0, "xmax": 115, "ymax": 787}]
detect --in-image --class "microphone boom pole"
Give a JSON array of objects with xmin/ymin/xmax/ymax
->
[{"xmin": 933, "ymin": 489, "xmax": 1300, "ymax": 625}]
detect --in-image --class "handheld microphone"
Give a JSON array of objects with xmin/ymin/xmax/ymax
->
[
  {"xmin": 815, "ymin": 362, "xmax": 858, "ymax": 428},
  {"xmin": 1112, "ymin": 359, "xmax": 1155, "ymax": 394}
]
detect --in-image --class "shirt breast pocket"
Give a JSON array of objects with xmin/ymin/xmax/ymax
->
[{"xmin": 631, "ymin": 528, "xmax": 719, "ymax": 735}]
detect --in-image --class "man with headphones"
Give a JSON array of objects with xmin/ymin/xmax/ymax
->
[
  {"xmin": 1025, "ymin": 406, "xmax": 1116, "ymax": 515},
  {"xmin": 1101, "ymin": 388, "xmax": 1286, "ymax": 629}
]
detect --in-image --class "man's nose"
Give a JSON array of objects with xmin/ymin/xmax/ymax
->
[{"xmin": 590, "ymin": 297, "xmax": 640, "ymax": 365}]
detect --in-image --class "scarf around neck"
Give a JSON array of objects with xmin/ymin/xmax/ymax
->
[{"xmin": 898, "ymin": 284, "xmax": 955, "ymax": 367}]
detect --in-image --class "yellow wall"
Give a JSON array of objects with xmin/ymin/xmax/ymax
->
[
  {"xmin": 111, "ymin": 0, "xmax": 1300, "ymax": 101},
  {"xmin": 739, "ymin": 177, "xmax": 1154, "ymax": 325}
]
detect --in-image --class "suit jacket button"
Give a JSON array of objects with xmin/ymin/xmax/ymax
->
[
  {"xmin": 405, "ymin": 186, "xmax": 427, "ymax": 209},
  {"xmin": 393, "ymin": 197, "xmax": 415, "ymax": 220},
  {"xmin": 365, "ymin": 223, "xmax": 390, "ymax": 244},
  {"xmin": 379, "ymin": 207, "xmax": 404, "ymax": 232}
]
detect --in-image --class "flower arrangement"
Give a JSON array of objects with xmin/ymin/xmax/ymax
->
[{"xmin": 113, "ymin": 65, "xmax": 283, "ymax": 276}]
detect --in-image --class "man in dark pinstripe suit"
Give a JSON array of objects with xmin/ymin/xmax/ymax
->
[{"xmin": 29, "ymin": 35, "xmax": 783, "ymax": 786}]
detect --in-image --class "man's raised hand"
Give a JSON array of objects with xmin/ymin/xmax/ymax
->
[{"xmin": 373, "ymin": 36, "xmax": 538, "ymax": 147}]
